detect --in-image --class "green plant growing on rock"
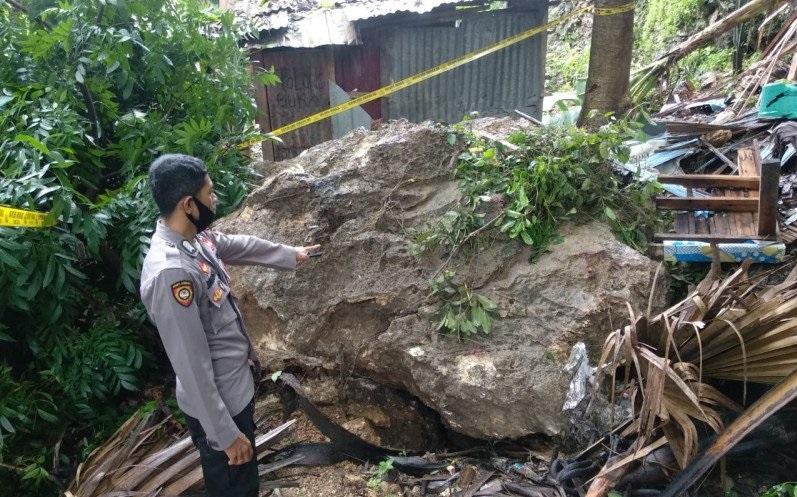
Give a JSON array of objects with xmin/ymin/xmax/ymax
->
[
  {"xmin": 415, "ymin": 121, "xmax": 665, "ymax": 263},
  {"xmin": 431, "ymin": 271, "xmax": 497, "ymax": 339},
  {"xmin": 367, "ymin": 458, "xmax": 395, "ymax": 489},
  {"xmin": 410, "ymin": 208, "xmax": 485, "ymax": 257}
]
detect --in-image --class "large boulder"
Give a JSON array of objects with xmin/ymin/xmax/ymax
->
[{"xmin": 217, "ymin": 120, "xmax": 666, "ymax": 440}]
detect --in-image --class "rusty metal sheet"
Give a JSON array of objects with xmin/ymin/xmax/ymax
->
[
  {"xmin": 334, "ymin": 41, "xmax": 382, "ymax": 120},
  {"xmin": 260, "ymin": 48, "xmax": 335, "ymax": 160},
  {"xmin": 229, "ymin": 0, "xmax": 471, "ymax": 41}
]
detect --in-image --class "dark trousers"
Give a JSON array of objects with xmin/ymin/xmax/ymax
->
[{"xmin": 185, "ymin": 398, "xmax": 259, "ymax": 497}]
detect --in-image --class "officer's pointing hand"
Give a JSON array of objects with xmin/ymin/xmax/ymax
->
[
  {"xmin": 224, "ymin": 434, "xmax": 253, "ymax": 465},
  {"xmin": 295, "ymin": 245, "xmax": 321, "ymax": 265}
]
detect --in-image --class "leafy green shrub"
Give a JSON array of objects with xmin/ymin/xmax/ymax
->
[
  {"xmin": 546, "ymin": 39, "xmax": 590, "ymax": 93},
  {"xmin": 0, "ymin": 0, "xmax": 268, "ymax": 494},
  {"xmin": 760, "ymin": 482, "xmax": 797, "ymax": 497},
  {"xmin": 634, "ymin": 0, "xmax": 706, "ymax": 65},
  {"xmin": 414, "ymin": 121, "xmax": 664, "ymax": 263},
  {"xmin": 678, "ymin": 46, "xmax": 733, "ymax": 84}
]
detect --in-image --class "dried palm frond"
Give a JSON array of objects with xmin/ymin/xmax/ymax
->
[
  {"xmin": 66, "ymin": 408, "xmax": 296, "ymax": 497},
  {"xmin": 660, "ymin": 366, "xmax": 797, "ymax": 497},
  {"xmin": 587, "ymin": 258, "xmax": 797, "ymax": 495}
]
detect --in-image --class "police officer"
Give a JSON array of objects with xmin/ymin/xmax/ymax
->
[{"xmin": 140, "ymin": 154, "xmax": 319, "ymax": 497}]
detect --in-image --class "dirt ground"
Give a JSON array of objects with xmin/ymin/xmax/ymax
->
[{"xmin": 252, "ymin": 384, "xmax": 416, "ymax": 497}]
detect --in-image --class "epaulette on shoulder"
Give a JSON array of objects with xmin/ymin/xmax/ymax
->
[{"xmin": 150, "ymin": 239, "xmax": 184, "ymax": 270}]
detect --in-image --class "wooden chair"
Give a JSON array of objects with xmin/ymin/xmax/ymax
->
[{"xmin": 653, "ymin": 146, "xmax": 780, "ymax": 243}]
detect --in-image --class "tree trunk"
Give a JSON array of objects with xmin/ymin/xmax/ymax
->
[{"xmin": 577, "ymin": 0, "xmax": 635, "ymax": 129}]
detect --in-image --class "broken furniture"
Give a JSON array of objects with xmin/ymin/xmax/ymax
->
[{"xmin": 654, "ymin": 145, "xmax": 786, "ymax": 263}]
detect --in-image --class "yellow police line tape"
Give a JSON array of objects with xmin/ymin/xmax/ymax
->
[
  {"xmin": 3, "ymin": 2, "xmax": 634, "ymax": 228},
  {"xmin": 243, "ymin": 1, "xmax": 635, "ymax": 143},
  {"xmin": 595, "ymin": 3, "xmax": 636, "ymax": 15},
  {"xmin": 0, "ymin": 205, "xmax": 54, "ymax": 228}
]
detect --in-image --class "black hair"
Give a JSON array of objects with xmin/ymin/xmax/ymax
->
[{"xmin": 148, "ymin": 154, "xmax": 208, "ymax": 216}]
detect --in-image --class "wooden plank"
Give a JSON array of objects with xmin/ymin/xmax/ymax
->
[
  {"xmin": 655, "ymin": 197, "xmax": 759, "ymax": 211},
  {"xmin": 700, "ymin": 137, "xmax": 739, "ymax": 174},
  {"xmin": 675, "ymin": 212, "xmax": 689, "ymax": 233},
  {"xmin": 731, "ymin": 203, "xmax": 745, "ymax": 235},
  {"xmin": 740, "ymin": 208, "xmax": 757, "ymax": 235},
  {"xmin": 758, "ymin": 159, "xmax": 780, "ymax": 236},
  {"xmin": 696, "ymin": 216, "xmax": 709, "ymax": 234},
  {"xmin": 715, "ymin": 212, "xmax": 733, "ymax": 234},
  {"xmin": 729, "ymin": 180, "xmax": 752, "ymax": 236},
  {"xmin": 737, "ymin": 149, "xmax": 759, "ymax": 235},
  {"xmin": 782, "ymin": 227, "xmax": 797, "ymax": 244},
  {"xmin": 711, "ymin": 212, "xmax": 729, "ymax": 235},
  {"xmin": 709, "ymin": 149, "xmax": 744, "ymax": 235},
  {"xmin": 688, "ymin": 212, "xmax": 697, "ymax": 234},
  {"xmin": 737, "ymin": 206, "xmax": 753, "ymax": 235},
  {"xmin": 657, "ymin": 175, "xmax": 759, "ymax": 189},
  {"xmin": 737, "ymin": 148, "xmax": 759, "ymax": 176},
  {"xmin": 261, "ymin": 48, "xmax": 335, "ymax": 161},
  {"xmin": 660, "ymin": 121, "xmax": 747, "ymax": 134},
  {"xmin": 654, "ymin": 233, "xmax": 774, "ymax": 242}
]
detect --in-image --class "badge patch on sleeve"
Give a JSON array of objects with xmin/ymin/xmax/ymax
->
[
  {"xmin": 171, "ymin": 281, "xmax": 194, "ymax": 307},
  {"xmin": 211, "ymin": 287, "xmax": 224, "ymax": 303},
  {"xmin": 199, "ymin": 260, "xmax": 211, "ymax": 275}
]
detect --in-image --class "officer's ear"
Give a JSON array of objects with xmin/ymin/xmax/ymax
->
[{"xmin": 178, "ymin": 196, "xmax": 195, "ymax": 217}]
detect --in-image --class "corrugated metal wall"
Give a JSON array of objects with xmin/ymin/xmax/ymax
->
[{"xmin": 379, "ymin": 6, "xmax": 547, "ymax": 123}]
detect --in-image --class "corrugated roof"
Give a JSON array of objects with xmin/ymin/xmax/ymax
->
[{"xmin": 230, "ymin": 0, "xmax": 478, "ymax": 48}]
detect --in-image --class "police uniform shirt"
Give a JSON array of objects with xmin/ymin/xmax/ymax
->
[{"xmin": 140, "ymin": 220, "xmax": 297, "ymax": 451}]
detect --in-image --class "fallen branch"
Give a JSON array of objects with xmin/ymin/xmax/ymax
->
[
  {"xmin": 514, "ymin": 109, "xmax": 543, "ymax": 126},
  {"xmin": 0, "ymin": 461, "xmax": 60, "ymax": 485},
  {"xmin": 585, "ymin": 437, "xmax": 669, "ymax": 494},
  {"xmin": 660, "ymin": 367, "xmax": 797, "ymax": 497},
  {"xmin": 0, "ymin": 462, "xmax": 26, "ymax": 475},
  {"xmin": 471, "ymin": 129, "xmax": 519, "ymax": 151},
  {"xmin": 732, "ymin": 16, "xmax": 797, "ymax": 114}
]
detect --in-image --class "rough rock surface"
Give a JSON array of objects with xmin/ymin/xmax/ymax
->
[{"xmin": 217, "ymin": 119, "xmax": 667, "ymax": 440}]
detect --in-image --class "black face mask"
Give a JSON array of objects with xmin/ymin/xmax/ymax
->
[{"xmin": 187, "ymin": 196, "xmax": 216, "ymax": 233}]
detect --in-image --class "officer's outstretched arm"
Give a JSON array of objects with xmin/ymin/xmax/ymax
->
[
  {"xmin": 211, "ymin": 231, "xmax": 298, "ymax": 269},
  {"xmin": 144, "ymin": 267, "xmax": 241, "ymax": 451}
]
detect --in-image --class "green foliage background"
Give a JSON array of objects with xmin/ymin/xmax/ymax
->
[
  {"xmin": 546, "ymin": 0, "xmax": 755, "ymax": 94},
  {"xmin": 0, "ymin": 0, "xmax": 265, "ymax": 494}
]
